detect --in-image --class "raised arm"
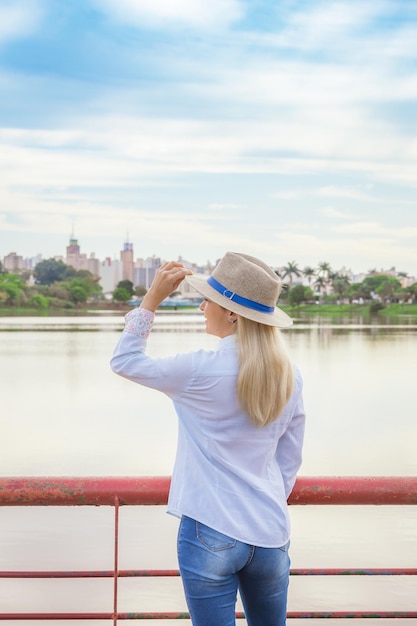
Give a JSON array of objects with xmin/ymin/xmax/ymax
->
[{"xmin": 140, "ymin": 261, "xmax": 193, "ymax": 312}]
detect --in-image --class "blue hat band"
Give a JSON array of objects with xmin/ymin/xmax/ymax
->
[{"xmin": 207, "ymin": 276, "xmax": 275, "ymax": 314}]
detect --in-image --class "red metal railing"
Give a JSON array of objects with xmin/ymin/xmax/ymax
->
[{"xmin": 0, "ymin": 476, "xmax": 416, "ymax": 621}]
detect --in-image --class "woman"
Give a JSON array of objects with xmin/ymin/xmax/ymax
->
[{"xmin": 111, "ymin": 251, "xmax": 305, "ymax": 626}]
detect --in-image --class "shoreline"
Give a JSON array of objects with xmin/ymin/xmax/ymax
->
[{"xmin": 0, "ymin": 302, "xmax": 417, "ymax": 322}]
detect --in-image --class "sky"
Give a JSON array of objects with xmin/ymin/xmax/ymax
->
[{"xmin": 1, "ymin": 0, "xmax": 417, "ymax": 277}]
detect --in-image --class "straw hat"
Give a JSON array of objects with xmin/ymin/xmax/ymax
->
[{"xmin": 185, "ymin": 251, "xmax": 293, "ymax": 328}]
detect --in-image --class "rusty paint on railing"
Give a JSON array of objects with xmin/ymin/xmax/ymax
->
[
  {"xmin": 1, "ymin": 567, "xmax": 417, "ymax": 579},
  {"xmin": 289, "ymin": 476, "xmax": 417, "ymax": 505},
  {"xmin": 1, "ymin": 475, "xmax": 417, "ymax": 506},
  {"xmin": 0, "ymin": 476, "xmax": 171, "ymax": 506},
  {"xmin": 0, "ymin": 476, "xmax": 416, "ymax": 621},
  {"xmin": 113, "ymin": 495, "xmax": 120, "ymax": 626},
  {"xmin": 1, "ymin": 611, "xmax": 417, "ymax": 620}
]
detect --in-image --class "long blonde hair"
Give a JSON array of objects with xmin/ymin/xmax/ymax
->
[{"xmin": 236, "ymin": 316, "xmax": 294, "ymax": 427}]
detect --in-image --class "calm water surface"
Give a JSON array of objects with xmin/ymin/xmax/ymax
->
[{"xmin": 1, "ymin": 313, "xmax": 416, "ymax": 624}]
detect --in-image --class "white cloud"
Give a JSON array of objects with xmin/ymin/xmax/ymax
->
[
  {"xmin": 280, "ymin": 0, "xmax": 389, "ymax": 50},
  {"xmin": 317, "ymin": 186, "xmax": 377, "ymax": 203},
  {"xmin": 320, "ymin": 207, "xmax": 356, "ymax": 220},
  {"xmin": 268, "ymin": 229, "xmax": 417, "ymax": 275},
  {"xmin": 0, "ymin": 0, "xmax": 42, "ymax": 44},
  {"xmin": 0, "ymin": 198, "xmax": 214, "ymax": 244},
  {"xmin": 251, "ymin": 1, "xmax": 417, "ymax": 66},
  {"xmin": 270, "ymin": 191, "xmax": 298, "ymax": 200},
  {"xmin": 94, "ymin": 0, "xmax": 243, "ymax": 29},
  {"xmin": 1, "ymin": 113, "xmax": 417, "ymax": 201},
  {"xmin": 207, "ymin": 203, "xmax": 241, "ymax": 211},
  {"xmin": 331, "ymin": 221, "xmax": 417, "ymax": 238}
]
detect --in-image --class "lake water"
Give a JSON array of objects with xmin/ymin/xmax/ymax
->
[{"xmin": 1, "ymin": 312, "xmax": 416, "ymax": 624}]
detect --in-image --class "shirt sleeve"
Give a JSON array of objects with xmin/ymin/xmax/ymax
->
[
  {"xmin": 110, "ymin": 308, "xmax": 194, "ymax": 398},
  {"xmin": 123, "ymin": 307, "xmax": 155, "ymax": 338},
  {"xmin": 276, "ymin": 379, "xmax": 306, "ymax": 499}
]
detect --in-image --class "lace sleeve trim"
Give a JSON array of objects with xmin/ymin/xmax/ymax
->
[{"xmin": 124, "ymin": 308, "xmax": 155, "ymax": 338}]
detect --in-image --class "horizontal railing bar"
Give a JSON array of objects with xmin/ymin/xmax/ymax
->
[
  {"xmin": 1, "ymin": 477, "xmax": 416, "ymax": 622},
  {"xmin": 1, "ymin": 568, "xmax": 416, "ymax": 578},
  {"xmin": 291, "ymin": 568, "xmax": 417, "ymax": 576},
  {"xmin": 2, "ymin": 611, "xmax": 417, "ymax": 620},
  {"xmin": 290, "ymin": 476, "xmax": 417, "ymax": 505},
  {"xmin": 288, "ymin": 613, "xmax": 417, "ymax": 619},
  {"xmin": 1, "ymin": 476, "xmax": 417, "ymax": 506},
  {"xmin": 0, "ymin": 569, "xmax": 179, "ymax": 578}
]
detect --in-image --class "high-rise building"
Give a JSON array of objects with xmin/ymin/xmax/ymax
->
[
  {"xmin": 120, "ymin": 240, "xmax": 134, "ymax": 282},
  {"xmin": 86, "ymin": 253, "xmax": 100, "ymax": 278},
  {"xmin": 66, "ymin": 233, "xmax": 87, "ymax": 271},
  {"xmin": 133, "ymin": 256, "xmax": 161, "ymax": 289},
  {"xmin": 99, "ymin": 257, "xmax": 122, "ymax": 295},
  {"xmin": 3, "ymin": 252, "xmax": 24, "ymax": 272},
  {"xmin": 65, "ymin": 233, "xmax": 100, "ymax": 278},
  {"xmin": 66, "ymin": 236, "xmax": 80, "ymax": 257}
]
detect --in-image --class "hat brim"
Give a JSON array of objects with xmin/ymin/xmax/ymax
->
[{"xmin": 185, "ymin": 274, "xmax": 293, "ymax": 328}]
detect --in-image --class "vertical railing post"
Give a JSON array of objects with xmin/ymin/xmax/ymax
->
[{"xmin": 113, "ymin": 496, "xmax": 120, "ymax": 626}]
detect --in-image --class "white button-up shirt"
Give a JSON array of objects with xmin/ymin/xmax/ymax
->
[{"xmin": 111, "ymin": 308, "xmax": 305, "ymax": 548}]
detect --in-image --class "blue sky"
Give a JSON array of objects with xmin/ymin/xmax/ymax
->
[{"xmin": 1, "ymin": 0, "xmax": 417, "ymax": 276}]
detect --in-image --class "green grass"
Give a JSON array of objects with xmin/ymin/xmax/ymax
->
[
  {"xmin": 378, "ymin": 303, "xmax": 417, "ymax": 317},
  {"xmin": 1, "ymin": 302, "xmax": 417, "ymax": 320},
  {"xmin": 280, "ymin": 302, "xmax": 417, "ymax": 320}
]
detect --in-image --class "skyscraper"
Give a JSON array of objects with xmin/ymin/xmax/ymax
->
[
  {"xmin": 66, "ymin": 233, "xmax": 86, "ymax": 271},
  {"xmin": 120, "ymin": 240, "xmax": 134, "ymax": 282},
  {"xmin": 65, "ymin": 232, "xmax": 99, "ymax": 277}
]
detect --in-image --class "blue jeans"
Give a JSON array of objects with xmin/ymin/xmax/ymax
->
[{"xmin": 177, "ymin": 516, "xmax": 290, "ymax": 626}]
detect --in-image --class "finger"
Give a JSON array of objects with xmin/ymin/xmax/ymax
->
[
  {"xmin": 168, "ymin": 267, "xmax": 190, "ymax": 282},
  {"xmin": 162, "ymin": 261, "xmax": 185, "ymax": 271}
]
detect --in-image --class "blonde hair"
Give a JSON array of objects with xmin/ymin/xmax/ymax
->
[{"xmin": 236, "ymin": 316, "xmax": 294, "ymax": 427}]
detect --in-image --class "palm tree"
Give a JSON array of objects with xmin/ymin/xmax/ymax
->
[
  {"xmin": 314, "ymin": 275, "xmax": 327, "ymax": 303},
  {"xmin": 332, "ymin": 276, "xmax": 350, "ymax": 303},
  {"xmin": 317, "ymin": 261, "xmax": 332, "ymax": 280},
  {"xmin": 303, "ymin": 266, "xmax": 316, "ymax": 286},
  {"xmin": 282, "ymin": 261, "xmax": 302, "ymax": 286}
]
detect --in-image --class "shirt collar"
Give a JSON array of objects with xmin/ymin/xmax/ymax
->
[{"xmin": 216, "ymin": 334, "xmax": 237, "ymax": 351}]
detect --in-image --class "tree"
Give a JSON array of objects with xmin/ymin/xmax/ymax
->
[
  {"xmin": 317, "ymin": 261, "xmax": 332, "ymax": 281},
  {"xmin": 347, "ymin": 282, "xmax": 371, "ymax": 303},
  {"xmin": 362, "ymin": 274, "xmax": 401, "ymax": 302},
  {"xmin": 135, "ymin": 285, "xmax": 147, "ymax": 297},
  {"xmin": 402, "ymin": 283, "xmax": 417, "ymax": 303},
  {"xmin": 313, "ymin": 275, "xmax": 327, "ymax": 303},
  {"xmin": 34, "ymin": 259, "xmax": 69, "ymax": 285},
  {"xmin": 68, "ymin": 285, "xmax": 88, "ymax": 304},
  {"xmin": 28, "ymin": 294, "xmax": 49, "ymax": 309},
  {"xmin": 303, "ymin": 266, "xmax": 316, "ymax": 286},
  {"xmin": 362, "ymin": 274, "xmax": 392, "ymax": 291},
  {"xmin": 0, "ymin": 273, "xmax": 27, "ymax": 305},
  {"xmin": 65, "ymin": 274, "xmax": 102, "ymax": 300},
  {"xmin": 375, "ymin": 276, "xmax": 402, "ymax": 302},
  {"xmin": 288, "ymin": 285, "xmax": 314, "ymax": 306},
  {"xmin": 113, "ymin": 287, "xmax": 131, "ymax": 303},
  {"xmin": 332, "ymin": 276, "xmax": 350, "ymax": 303},
  {"xmin": 116, "ymin": 280, "xmax": 134, "ymax": 297},
  {"xmin": 282, "ymin": 261, "xmax": 302, "ymax": 286}
]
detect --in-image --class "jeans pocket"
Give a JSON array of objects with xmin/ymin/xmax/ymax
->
[{"xmin": 196, "ymin": 521, "xmax": 237, "ymax": 551}]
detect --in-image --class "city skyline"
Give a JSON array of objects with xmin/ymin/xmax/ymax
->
[
  {"xmin": 3, "ymin": 232, "xmax": 416, "ymax": 284},
  {"xmin": 1, "ymin": 1, "xmax": 417, "ymax": 275}
]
